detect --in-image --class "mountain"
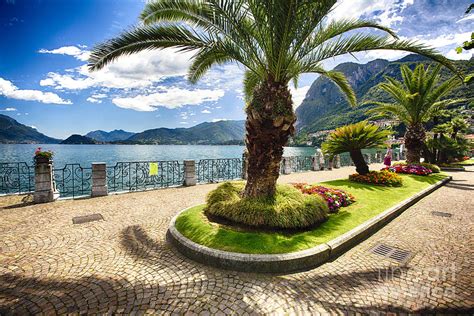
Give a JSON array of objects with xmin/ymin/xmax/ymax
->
[
  {"xmin": 60, "ymin": 134, "xmax": 98, "ymax": 144},
  {"xmin": 0, "ymin": 114, "xmax": 60, "ymax": 144},
  {"xmin": 126, "ymin": 120, "xmax": 245, "ymax": 144},
  {"xmin": 296, "ymin": 54, "xmax": 474, "ymax": 134},
  {"xmin": 85, "ymin": 129, "xmax": 135, "ymax": 142}
]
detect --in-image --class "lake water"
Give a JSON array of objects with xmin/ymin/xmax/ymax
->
[{"xmin": 0, "ymin": 144, "xmax": 315, "ymax": 168}]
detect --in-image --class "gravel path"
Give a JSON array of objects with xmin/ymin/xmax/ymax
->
[{"xmin": 0, "ymin": 164, "xmax": 472, "ymax": 314}]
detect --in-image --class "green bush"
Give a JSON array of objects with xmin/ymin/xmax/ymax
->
[{"xmin": 205, "ymin": 182, "xmax": 329, "ymax": 229}]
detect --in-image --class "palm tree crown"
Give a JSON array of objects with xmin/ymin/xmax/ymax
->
[
  {"xmin": 322, "ymin": 121, "xmax": 390, "ymax": 174},
  {"xmin": 89, "ymin": 0, "xmax": 455, "ymax": 103}
]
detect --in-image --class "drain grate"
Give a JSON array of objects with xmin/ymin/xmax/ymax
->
[
  {"xmin": 431, "ymin": 211, "xmax": 452, "ymax": 218},
  {"xmin": 72, "ymin": 213, "xmax": 104, "ymax": 224},
  {"xmin": 371, "ymin": 244, "xmax": 411, "ymax": 263}
]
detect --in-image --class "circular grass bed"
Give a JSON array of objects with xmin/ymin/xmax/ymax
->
[
  {"xmin": 205, "ymin": 182, "xmax": 328, "ymax": 229},
  {"xmin": 174, "ymin": 173, "xmax": 447, "ymax": 254}
]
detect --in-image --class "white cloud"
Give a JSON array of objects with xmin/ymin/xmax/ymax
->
[
  {"xmin": 39, "ymin": 45, "xmax": 90, "ymax": 61},
  {"xmin": 0, "ymin": 107, "xmax": 17, "ymax": 111},
  {"xmin": 30, "ymin": 125, "xmax": 37, "ymax": 129},
  {"xmin": 86, "ymin": 93, "xmax": 108, "ymax": 104},
  {"xmin": 418, "ymin": 32, "xmax": 472, "ymax": 49},
  {"xmin": 40, "ymin": 48, "xmax": 195, "ymax": 90},
  {"xmin": 179, "ymin": 121, "xmax": 188, "ymax": 124},
  {"xmin": 112, "ymin": 87, "xmax": 225, "ymax": 112},
  {"xmin": 201, "ymin": 109, "xmax": 211, "ymax": 114},
  {"xmin": 446, "ymin": 49, "xmax": 473, "ymax": 61},
  {"xmin": 0, "ymin": 77, "xmax": 71, "ymax": 105},
  {"xmin": 290, "ymin": 85, "xmax": 311, "ymax": 109},
  {"xmin": 329, "ymin": 0, "xmax": 414, "ymax": 27},
  {"xmin": 211, "ymin": 118, "xmax": 229, "ymax": 122}
]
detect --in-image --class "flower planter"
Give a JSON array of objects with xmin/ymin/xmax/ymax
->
[{"xmin": 34, "ymin": 156, "xmax": 52, "ymax": 164}]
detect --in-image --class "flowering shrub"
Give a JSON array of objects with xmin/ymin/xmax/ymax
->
[
  {"xmin": 293, "ymin": 183, "xmax": 355, "ymax": 213},
  {"xmin": 384, "ymin": 164, "xmax": 432, "ymax": 176},
  {"xmin": 34, "ymin": 147, "xmax": 53, "ymax": 159},
  {"xmin": 349, "ymin": 170, "xmax": 403, "ymax": 187},
  {"xmin": 394, "ymin": 162, "xmax": 440, "ymax": 173}
]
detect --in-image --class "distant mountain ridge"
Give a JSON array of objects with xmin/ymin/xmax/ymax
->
[
  {"xmin": 60, "ymin": 134, "xmax": 98, "ymax": 144},
  {"xmin": 85, "ymin": 129, "xmax": 135, "ymax": 142},
  {"xmin": 126, "ymin": 120, "xmax": 245, "ymax": 144},
  {"xmin": 0, "ymin": 114, "xmax": 60, "ymax": 144},
  {"xmin": 295, "ymin": 54, "xmax": 474, "ymax": 134}
]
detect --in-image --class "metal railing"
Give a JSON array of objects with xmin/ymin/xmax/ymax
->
[
  {"xmin": 53, "ymin": 164, "xmax": 92, "ymax": 198},
  {"xmin": 196, "ymin": 158, "xmax": 243, "ymax": 183},
  {"xmin": 0, "ymin": 162, "xmax": 34, "ymax": 195},
  {"xmin": 1, "ymin": 151, "xmax": 396, "ymax": 198},
  {"xmin": 107, "ymin": 161, "xmax": 184, "ymax": 193},
  {"xmin": 284, "ymin": 156, "xmax": 313, "ymax": 173}
]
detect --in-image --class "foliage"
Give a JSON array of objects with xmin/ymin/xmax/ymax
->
[
  {"xmin": 366, "ymin": 64, "xmax": 462, "ymax": 126},
  {"xmin": 175, "ymin": 174, "xmax": 447, "ymax": 254},
  {"xmin": 322, "ymin": 121, "xmax": 390, "ymax": 155},
  {"xmin": 34, "ymin": 147, "xmax": 53, "ymax": 159},
  {"xmin": 456, "ymin": 5, "xmax": 473, "ymax": 84},
  {"xmin": 349, "ymin": 170, "xmax": 403, "ymax": 186},
  {"xmin": 425, "ymin": 135, "xmax": 471, "ymax": 163},
  {"xmin": 204, "ymin": 182, "xmax": 328, "ymax": 229},
  {"xmin": 292, "ymin": 183, "xmax": 355, "ymax": 213},
  {"xmin": 418, "ymin": 162, "xmax": 440, "ymax": 173},
  {"xmin": 383, "ymin": 164, "xmax": 432, "ymax": 176}
]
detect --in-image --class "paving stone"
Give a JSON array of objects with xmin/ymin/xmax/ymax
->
[{"xmin": 0, "ymin": 165, "xmax": 472, "ymax": 314}]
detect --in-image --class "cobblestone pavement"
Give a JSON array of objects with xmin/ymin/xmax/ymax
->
[{"xmin": 0, "ymin": 165, "xmax": 473, "ymax": 315}]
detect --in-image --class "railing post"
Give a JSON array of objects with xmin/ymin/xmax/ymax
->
[
  {"xmin": 394, "ymin": 152, "xmax": 400, "ymax": 161},
  {"xmin": 242, "ymin": 153, "xmax": 248, "ymax": 180},
  {"xmin": 334, "ymin": 155, "xmax": 341, "ymax": 168},
  {"xmin": 327, "ymin": 155, "xmax": 333, "ymax": 170},
  {"xmin": 91, "ymin": 162, "xmax": 108, "ymax": 197},
  {"xmin": 34, "ymin": 159, "xmax": 59, "ymax": 203},
  {"xmin": 282, "ymin": 157, "xmax": 292, "ymax": 175},
  {"xmin": 184, "ymin": 160, "xmax": 197, "ymax": 186}
]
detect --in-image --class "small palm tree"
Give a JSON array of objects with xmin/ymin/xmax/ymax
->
[
  {"xmin": 322, "ymin": 121, "xmax": 390, "ymax": 175},
  {"xmin": 89, "ymin": 0, "xmax": 456, "ymax": 198},
  {"xmin": 366, "ymin": 64, "xmax": 462, "ymax": 163}
]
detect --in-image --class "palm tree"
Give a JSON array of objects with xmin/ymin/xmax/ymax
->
[
  {"xmin": 89, "ymin": 0, "xmax": 456, "ymax": 198},
  {"xmin": 322, "ymin": 121, "xmax": 390, "ymax": 175},
  {"xmin": 366, "ymin": 64, "xmax": 462, "ymax": 163}
]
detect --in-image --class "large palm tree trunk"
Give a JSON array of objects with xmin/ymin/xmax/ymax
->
[
  {"xmin": 405, "ymin": 124, "xmax": 425, "ymax": 163},
  {"xmin": 243, "ymin": 80, "xmax": 296, "ymax": 198}
]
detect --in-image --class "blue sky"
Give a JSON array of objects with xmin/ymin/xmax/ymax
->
[{"xmin": 0, "ymin": 0, "xmax": 472, "ymax": 138}]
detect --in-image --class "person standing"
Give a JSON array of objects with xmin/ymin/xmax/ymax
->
[{"xmin": 384, "ymin": 146, "xmax": 393, "ymax": 167}]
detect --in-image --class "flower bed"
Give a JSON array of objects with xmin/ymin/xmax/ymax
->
[
  {"xmin": 349, "ymin": 170, "xmax": 403, "ymax": 186},
  {"xmin": 384, "ymin": 164, "xmax": 432, "ymax": 176},
  {"xmin": 293, "ymin": 183, "xmax": 355, "ymax": 213},
  {"xmin": 393, "ymin": 162, "xmax": 440, "ymax": 173}
]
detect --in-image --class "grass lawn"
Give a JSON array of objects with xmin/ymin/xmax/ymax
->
[
  {"xmin": 175, "ymin": 173, "xmax": 447, "ymax": 254},
  {"xmin": 455, "ymin": 159, "xmax": 474, "ymax": 165}
]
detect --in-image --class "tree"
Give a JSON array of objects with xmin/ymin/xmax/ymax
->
[
  {"xmin": 322, "ymin": 121, "xmax": 390, "ymax": 175},
  {"xmin": 89, "ymin": 0, "xmax": 457, "ymax": 198},
  {"xmin": 366, "ymin": 64, "xmax": 462, "ymax": 163}
]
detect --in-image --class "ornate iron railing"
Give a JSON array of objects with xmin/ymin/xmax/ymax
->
[
  {"xmin": 0, "ymin": 162, "xmax": 34, "ymax": 195},
  {"xmin": 53, "ymin": 164, "xmax": 92, "ymax": 198},
  {"xmin": 285, "ymin": 156, "xmax": 313, "ymax": 173},
  {"xmin": 107, "ymin": 161, "xmax": 184, "ymax": 193},
  {"xmin": 196, "ymin": 158, "xmax": 243, "ymax": 183}
]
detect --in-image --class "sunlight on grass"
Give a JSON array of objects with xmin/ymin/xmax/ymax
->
[{"xmin": 175, "ymin": 173, "xmax": 447, "ymax": 254}]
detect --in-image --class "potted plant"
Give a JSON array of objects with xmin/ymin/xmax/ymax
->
[{"xmin": 34, "ymin": 147, "xmax": 54, "ymax": 164}]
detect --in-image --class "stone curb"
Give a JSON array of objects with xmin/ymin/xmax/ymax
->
[
  {"xmin": 167, "ymin": 176, "xmax": 451, "ymax": 274},
  {"xmin": 440, "ymin": 167, "xmax": 465, "ymax": 171}
]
